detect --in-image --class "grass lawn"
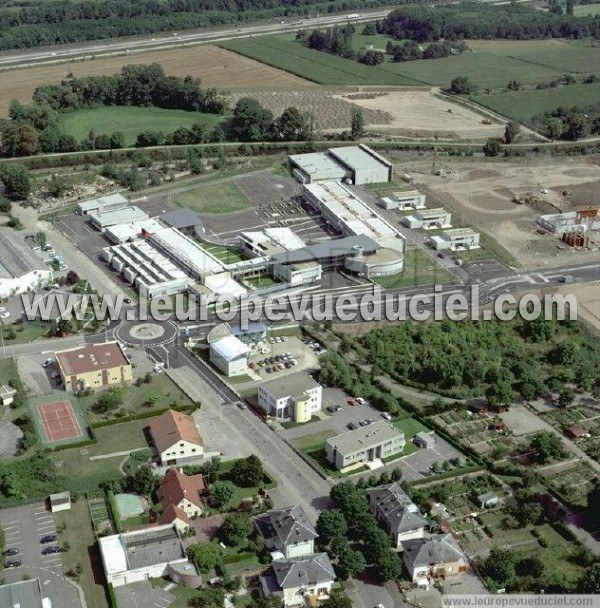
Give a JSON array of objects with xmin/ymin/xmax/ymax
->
[
  {"xmin": 290, "ymin": 430, "xmax": 336, "ymax": 451},
  {"xmin": 200, "ymin": 241, "xmax": 247, "ymax": 264},
  {"xmin": 472, "ymin": 80, "xmax": 600, "ymax": 123},
  {"xmin": 479, "ymin": 511, "xmax": 537, "ymax": 547},
  {"xmin": 78, "ymin": 374, "xmax": 193, "ymax": 421},
  {"xmin": 374, "ymin": 248, "xmax": 456, "ymax": 289},
  {"xmin": 479, "ymin": 233, "xmax": 519, "ymax": 267},
  {"xmin": 55, "ymin": 499, "xmax": 110, "ymax": 608},
  {"xmin": 176, "ymin": 180, "xmax": 250, "ymax": 214},
  {"xmin": 216, "ymin": 458, "xmax": 277, "ymax": 509},
  {"xmin": 457, "ymin": 246, "xmax": 496, "ymax": 262},
  {"xmin": 0, "ymin": 357, "xmax": 19, "ymax": 385},
  {"xmin": 575, "ymin": 3, "xmax": 600, "ymax": 14},
  {"xmin": 2, "ymin": 324, "xmax": 49, "ymax": 344},
  {"xmin": 364, "ymin": 181, "xmax": 410, "ymax": 197},
  {"xmin": 280, "ymin": 415, "xmax": 320, "ymax": 430},
  {"xmin": 246, "ymin": 275, "xmax": 280, "ymax": 288},
  {"xmin": 59, "ymin": 106, "xmax": 224, "ymax": 146}
]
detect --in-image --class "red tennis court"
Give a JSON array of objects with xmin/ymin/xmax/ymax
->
[{"xmin": 38, "ymin": 400, "xmax": 83, "ymax": 443}]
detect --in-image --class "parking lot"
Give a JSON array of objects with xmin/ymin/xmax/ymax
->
[
  {"xmin": 0, "ymin": 503, "xmax": 82, "ymax": 607},
  {"xmin": 248, "ymin": 335, "xmax": 320, "ymax": 380}
]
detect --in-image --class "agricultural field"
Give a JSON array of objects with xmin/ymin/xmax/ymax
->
[
  {"xmin": 219, "ymin": 36, "xmax": 420, "ymax": 86},
  {"xmin": 0, "ymin": 44, "xmax": 312, "ymax": 116},
  {"xmin": 59, "ymin": 106, "xmax": 224, "ymax": 146},
  {"xmin": 472, "ymin": 81, "xmax": 600, "ymax": 123}
]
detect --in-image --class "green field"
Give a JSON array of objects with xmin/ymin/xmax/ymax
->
[
  {"xmin": 219, "ymin": 36, "xmax": 420, "ymax": 86},
  {"xmin": 59, "ymin": 106, "xmax": 224, "ymax": 146},
  {"xmin": 176, "ymin": 180, "xmax": 250, "ymax": 214},
  {"xmin": 472, "ymin": 80, "xmax": 600, "ymax": 122},
  {"xmin": 200, "ymin": 241, "xmax": 247, "ymax": 264},
  {"xmin": 574, "ymin": 3, "xmax": 600, "ymax": 15},
  {"xmin": 503, "ymin": 43, "xmax": 600, "ymax": 73}
]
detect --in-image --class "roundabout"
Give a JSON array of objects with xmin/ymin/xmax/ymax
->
[{"xmin": 114, "ymin": 320, "xmax": 178, "ymax": 347}]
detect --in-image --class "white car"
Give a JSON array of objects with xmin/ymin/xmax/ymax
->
[
  {"xmin": 381, "ymin": 412, "xmax": 392, "ymax": 421},
  {"xmin": 42, "ymin": 358, "xmax": 54, "ymax": 368}
]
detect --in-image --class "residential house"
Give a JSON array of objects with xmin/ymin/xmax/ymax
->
[
  {"xmin": 157, "ymin": 468, "xmax": 206, "ymax": 529},
  {"xmin": 260, "ymin": 553, "xmax": 335, "ymax": 607},
  {"xmin": 402, "ymin": 533, "xmax": 468, "ymax": 585},
  {"xmin": 254, "ymin": 505, "xmax": 318, "ymax": 559},
  {"xmin": 149, "ymin": 409, "xmax": 204, "ymax": 466},
  {"xmin": 477, "ymin": 491, "xmax": 499, "ymax": 509},
  {"xmin": 368, "ymin": 483, "xmax": 428, "ymax": 549}
]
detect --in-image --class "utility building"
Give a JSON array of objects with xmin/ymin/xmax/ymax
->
[
  {"xmin": 430, "ymin": 228, "xmax": 480, "ymax": 251},
  {"xmin": 89, "ymin": 206, "xmax": 149, "ymax": 231},
  {"xmin": 403, "ymin": 208, "xmax": 452, "ymax": 230},
  {"xmin": 77, "ymin": 193, "xmax": 129, "ymax": 215},
  {"xmin": 380, "ymin": 190, "xmax": 426, "ymax": 211},
  {"xmin": 209, "ymin": 335, "xmax": 250, "ymax": 377}
]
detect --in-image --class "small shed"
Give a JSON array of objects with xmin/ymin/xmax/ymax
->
[
  {"xmin": 0, "ymin": 385, "xmax": 17, "ymax": 407},
  {"xmin": 477, "ymin": 491, "xmax": 499, "ymax": 509},
  {"xmin": 49, "ymin": 491, "xmax": 71, "ymax": 513},
  {"xmin": 566, "ymin": 425, "xmax": 586, "ymax": 439},
  {"xmin": 414, "ymin": 431, "xmax": 436, "ymax": 449}
]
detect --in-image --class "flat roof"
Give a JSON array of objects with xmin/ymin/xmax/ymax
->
[
  {"xmin": 261, "ymin": 372, "xmax": 321, "ymax": 399},
  {"xmin": 441, "ymin": 228, "xmax": 479, "ymax": 238},
  {"xmin": 0, "ymin": 228, "xmax": 46, "ymax": 279},
  {"xmin": 105, "ymin": 218, "xmax": 164, "ymax": 242},
  {"xmin": 288, "ymin": 152, "xmax": 347, "ymax": 178},
  {"xmin": 329, "ymin": 144, "xmax": 392, "ymax": 172},
  {"xmin": 55, "ymin": 341, "xmax": 130, "ymax": 376},
  {"xmin": 0, "ymin": 579, "xmax": 44, "ymax": 608},
  {"xmin": 271, "ymin": 235, "xmax": 380, "ymax": 265},
  {"xmin": 416, "ymin": 208, "xmax": 450, "ymax": 219},
  {"xmin": 326, "ymin": 420, "xmax": 404, "ymax": 456},
  {"xmin": 77, "ymin": 193, "xmax": 128, "ymax": 212},
  {"xmin": 150, "ymin": 228, "xmax": 223, "ymax": 276},
  {"xmin": 89, "ymin": 206, "xmax": 149, "ymax": 227},
  {"xmin": 160, "ymin": 207, "xmax": 203, "ymax": 229},
  {"xmin": 204, "ymin": 274, "xmax": 247, "ymax": 299},
  {"xmin": 122, "ymin": 526, "xmax": 186, "ymax": 570},
  {"xmin": 241, "ymin": 228, "xmax": 306, "ymax": 255}
]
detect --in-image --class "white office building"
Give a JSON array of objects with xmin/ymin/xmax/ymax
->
[
  {"xmin": 430, "ymin": 228, "xmax": 480, "ymax": 251},
  {"xmin": 380, "ymin": 190, "xmax": 426, "ymax": 211},
  {"xmin": 239, "ymin": 228, "xmax": 306, "ymax": 258},
  {"xmin": 258, "ymin": 373, "xmax": 323, "ymax": 422},
  {"xmin": 403, "ymin": 208, "xmax": 452, "ymax": 230},
  {"xmin": 77, "ymin": 193, "xmax": 129, "ymax": 215},
  {"xmin": 89, "ymin": 206, "xmax": 149, "ymax": 231},
  {"xmin": 209, "ymin": 334, "xmax": 250, "ymax": 377}
]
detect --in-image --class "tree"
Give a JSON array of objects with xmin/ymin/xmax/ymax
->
[
  {"xmin": 219, "ymin": 513, "xmax": 251, "ymax": 546},
  {"xmin": 210, "ymin": 480, "xmax": 235, "ymax": 506},
  {"xmin": 92, "ymin": 388, "xmax": 123, "ymax": 414},
  {"xmin": 274, "ymin": 107, "xmax": 305, "ymax": 141},
  {"xmin": 362, "ymin": 22, "xmax": 377, "ymax": 35},
  {"xmin": 65, "ymin": 270, "xmax": 79, "ymax": 286},
  {"xmin": 35, "ymin": 231, "xmax": 47, "ymax": 248},
  {"xmin": 0, "ymin": 164, "xmax": 31, "ymax": 200},
  {"xmin": 335, "ymin": 542, "xmax": 367, "ymax": 580},
  {"xmin": 483, "ymin": 139, "xmax": 501, "ymax": 157},
  {"xmin": 316, "ymin": 509, "xmax": 347, "ymax": 546},
  {"xmin": 566, "ymin": 0, "xmax": 574, "ymax": 15},
  {"xmin": 131, "ymin": 464, "xmax": 157, "ymax": 499},
  {"xmin": 516, "ymin": 555, "xmax": 545, "ymax": 579},
  {"xmin": 483, "ymin": 547, "xmax": 517, "ymax": 584},
  {"xmin": 230, "ymin": 454, "xmax": 264, "ymax": 487},
  {"xmin": 578, "ymin": 563, "xmax": 600, "ymax": 593},
  {"xmin": 187, "ymin": 542, "xmax": 223, "ymax": 574},
  {"xmin": 320, "ymin": 590, "xmax": 352, "ymax": 608},
  {"xmin": 557, "ymin": 386, "xmax": 575, "ymax": 408},
  {"xmin": 0, "ymin": 196, "xmax": 11, "ymax": 213},
  {"xmin": 485, "ymin": 381, "xmax": 514, "ymax": 407},
  {"xmin": 374, "ymin": 550, "xmax": 403, "ymax": 582},
  {"xmin": 350, "ymin": 107, "xmax": 364, "ymax": 140},
  {"xmin": 546, "ymin": 118, "xmax": 564, "ymax": 140},
  {"xmin": 230, "ymin": 97, "xmax": 273, "ymax": 142},
  {"xmin": 564, "ymin": 113, "xmax": 589, "ymax": 141},
  {"xmin": 18, "ymin": 124, "xmax": 39, "ymax": 156},
  {"xmin": 48, "ymin": 174, "xmax": 69, "ymax": 197},
  {"xmin": 530, "ymin": 431, "xmax": 563, "ymax": 464},
  {"xmin": 504, "ymin": 121, "xmax": 520, "ymax": 144},
  {"xmin": 450, "ymin": 76, "xmax": 475, "ymax": 95}
]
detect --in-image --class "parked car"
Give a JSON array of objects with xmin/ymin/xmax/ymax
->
[
  {"xmin": 237, "ymin": 401, "xmax": 247, "ymax": 409},
  {"xmin": 327, "ymin": 405, "xmax": 336, "ymax": 413},
  {"xmin": 41, "ymin": 546, "xmax": 61, "ymax": 555},
  {"xmin": 42, "ymin": 358, "xmax": 54, "ymax": 368},
  {"xmin": 3, "ymin": 548, "xmax": 20, "ymax": 556},
  {"xmin": 359, "ymin": 418, "xmax": 373, "ymax": 427},
  {"xmin": 265, "ymin": 367, "xmax": 273, "ymax": 373},
  {"xmin": 347, "ymin": 422, "xmax": 358, "ymax": 430},
  {"xmin": 381, "ymin": 412, "xmax": 392, "ymax": 421},
  {"xmin": 39, "ymin": 534, "xmax": 58, "ymax": 544},
  {"xmin": 4, "ymin": 559, "xmax": 21, "ymax": 568}
]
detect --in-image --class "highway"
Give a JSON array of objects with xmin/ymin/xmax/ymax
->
[{"xmin": 0, "ymin": 9, "xmax": 391, "ymax": 69}]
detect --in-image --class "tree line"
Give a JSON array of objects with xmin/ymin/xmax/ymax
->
[
  {"xmin": 0, "ymin": 0, "xmax": 404, "ymax": 51},
  {"xmin": 378, "ymin": 3, "xmax": 600, "ymax": 42}
]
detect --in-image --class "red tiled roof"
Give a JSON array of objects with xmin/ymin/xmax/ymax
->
[
  {"xmin": 159, "ymin": 503, "xmax": 190, "ymax": 525},
  {"xmin": 149, "ymin": 409, "xmax": 203, "ymax": 454},
  {"xmin": 55, "ymin": 341, "xmax": 129, "ymax": 376},
  {"xmin": 157, "ymin": 468, "xmax": 205, "ymax": 511}
]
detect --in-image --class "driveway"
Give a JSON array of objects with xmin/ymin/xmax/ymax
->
[
  {"xmin": 0, "ymin": 503, "xmax": 82, "ymax": 607},
  {"xmin": 0, "ymin": 420, "xmax": 23, "ymax": 457},
  {"xmin": 346, "ymin": 576, "xmax": 404, "ymax": 608}
]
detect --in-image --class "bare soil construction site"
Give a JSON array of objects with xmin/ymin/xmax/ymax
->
[{"xmin": 399, "ymin": 157, "xmax": 600, "ymax": 269}]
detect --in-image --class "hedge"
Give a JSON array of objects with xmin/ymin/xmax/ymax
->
[
  {"xmin": 91, "ymin": 402, "xmax": 199, "ymax": 429},
  {"xmin": 107, "ymin": 491, "xmax": 124, "ymax": 534},
  {"xmin": 51, "ymin": 427, "xmax": 97, "ymax": 452},
  {"xmin": 106, "ymin": 583, "xmax": 118, "ymax": 608},
  {"xmin": 551, "ymin": 521, "xmax": 578, "ymax": 543}
]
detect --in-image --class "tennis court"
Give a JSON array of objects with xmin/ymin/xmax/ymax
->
[
  {"xmin": 114, "ymin": 493, "xmax": 145, "ymax": 519},
  {"xmin": 28, "ymin": 394, "xmax": 89, "ymax": 447}
]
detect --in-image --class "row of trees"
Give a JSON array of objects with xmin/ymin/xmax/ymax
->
[{"xmin": 379, "ymin": 4, "xmax": 600, "ymax": 43}]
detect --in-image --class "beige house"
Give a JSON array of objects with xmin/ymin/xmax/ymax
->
[
  {"xmin": 149, "ymin": 409, "xmax": 204, "ymax": 466},
  {"xmin": 157, "ymin": 469, "xmax": 206, "ymax": 530},
  {"xmin": 402, "ymin": 533, "xmax": 468, "ymax": 585},
  {"xmin": 55, "ymin": 341, "xmax": 132, "ymax": 392},
  {"xmin": 254, "ymin": 506, "xmax": 318, "ymax": 559}
]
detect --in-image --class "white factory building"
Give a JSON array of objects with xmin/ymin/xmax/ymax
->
[
  {"xmin": 104, "ymin": 218, "xmax": 164, "ymax": 244},
  {"xmin": 303, "ymin": 180, "xmax": 406, "ymax": 253},
  {"xmin": 209, "ymin": 334, "xmax": 250, "ymax": 377},
  {"xmin": 430, "ymin": 228, "xmax": 480, "ymax": 251},
  {"xmin": 99, "ymin": 525, "xmax": 200, "ymax": 588},
  {"xmin": 289, "ymin": 144, "xmax": 393, "ymax": 185},
  {"xmin": 89, "ymin": 206, "xmax": 149, "ymax": 231},
  {"xmin": 380, "ymin": 190, "xmax": 426, "ymax": 211},
  {"xmin": 259, "ymin": 372, "xmax": 323, "ymax": 422},
  {"xmin": 239, "ymin": 228, "xmax": 306, "ymax": 258},
  {"xmin": 76, "ymin": 193, "xmax": 129, "ymax": 215},
  {"xmin": 0, "ymin": 229, "xmax": 53, "ymax": 299},
  {"xmin": 403, "ymin": 208, "xmax": 452, "ymax": 230}
]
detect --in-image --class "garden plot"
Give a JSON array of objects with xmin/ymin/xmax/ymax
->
[{"xmin": 540, "ymin": 461, "xmax": 596, "ymax": 508}]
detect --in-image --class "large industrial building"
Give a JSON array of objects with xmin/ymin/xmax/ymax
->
[
  {"xmin": 430, "ymin": 228, "xmax": 480, "ymax": 251},
  {"xmin": 105, "ymin": 218, "xmax": 163, "ymax": 244},
  {"xmin": 0, "ymin": 578, "xmax": 51, "ymax": 608},
  {"xmin": 0, "ymin": 228, "xmax": 53, "ymax": 299},
  {"xmin": 89, "ymin": 205, "xmax": 149, "ymax": 231},
  {"xmin": 76, "ymin": 192, "xmax": 129, "ymax": 215},
  {"xmin": 325, "ymin": 421, "xmax": 405, "ymax": 470},
  {"xmin": 289, "ymin": 144, "xmax": 393, "ymax": 185},
  {"xmin": 259, "ymin": 372, "xmax": 323, "ymax": 422},
  {"xmin": 403, "ymin": 208, "xmax": 452, "ymax": 230}
]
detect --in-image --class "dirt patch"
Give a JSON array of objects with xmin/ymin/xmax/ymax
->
[
  {"xmin": 335, "ymin": 89, "xmax": 505, "ymax": 141},
  {"xmin": 563, "ymin": 284, "xmax": 600, "ymax": 334},
  {"xmin": 230, "ymin": 90, "xmax": 392, "ymax": 130},
  {"xmin": 400, "ymin": 157, "xmax": 600, "ymax": 268},
  {"xmin": 0, "ymin": 45, "xmax": 314, "ymax": 116}
]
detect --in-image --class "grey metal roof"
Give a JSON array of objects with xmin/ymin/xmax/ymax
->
[
  {"xmin": 270, "ymin": 235, "xmax": 380, "ymax": 265},
  {"xmin": 255, "ymin": 505, "xmax": 318, "ymax": 549},
  {"xmin": 88, "ymin": 206, "xmax": 148, "ymax": 228},
  {"xmin": 272, "ymin": 553, "xmax": 335, "ymax": 590},
  {"xmin": 402, "ymin": 534, "xmax": 466, "ymax": 569},
  {"xmin": 288, "ymin": 152, "xmax": 347, "ymax": 179},
  {"xmin": 122, "ymin": 526, "xmax": 186, "ymax": 570},
  {"xmin": 260, "ymin": 372, "xmax": 320, "ymax": 400},
  {"xmin": 0, "ymin": 579, "xmax": 44, "ymax": 608},
  {"xmin": 328, "ymin": 144, "xmax": 392, "ymax": 172},
  {"xmin": 326, "ymin": 420, "xmax": 404, "ymax": 457},
  {"xmin": 369, "ymin": 483, "xmax": 428, "ymax": 535},
  {"xmin": 160, "ymin": 207, "xmax": 204, "ymax": 230},
  {"xmin": 0, "ymin": 228, "xmax": 46, "ymax": 279}
]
